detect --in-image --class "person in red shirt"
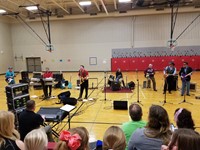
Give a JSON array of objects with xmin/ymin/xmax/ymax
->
[
  {"xmin": 78, "ymin": 65, "xmax": 89, "ymax": 100},
  {"xmin": 42, "ymin": 67, "xmax": 53, "ymax": 100}
]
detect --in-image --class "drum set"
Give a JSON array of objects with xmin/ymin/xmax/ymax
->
[{"xmin": 107, "ymin": 75, "xmax": 123, "ymax": 91}]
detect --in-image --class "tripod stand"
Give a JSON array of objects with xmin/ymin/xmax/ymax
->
[
  {"xmin": 134, "ymin": 70, "xmax": 143, "ymax": 106},
  {"xmin": 160, "ymin": 76, "xmax": 173, "ymax": 106},
  {"xmin": 100, "ymin": 71, "xmax": 111, "ymax": 102},
  {"xmin": 179, "ymin": 80, "xmax": 193, "ymax": 105}
]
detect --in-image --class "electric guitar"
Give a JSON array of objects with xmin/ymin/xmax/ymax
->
[
  {"xmin": 80, "ymin": 76, "xmax": 88, "ymax": 85},
  {"xmin": 163, "ymin": 73, "xmax": 174, "ymax": 79},
  {"xmin": 181, "ymin": 72, "xmax": 192, "ymax": 81}
]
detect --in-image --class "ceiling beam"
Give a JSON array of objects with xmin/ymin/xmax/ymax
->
[
  {"xmin": 72, "ymin": 0, "xmax": 85, "ymax": 13},
  {"xmin": 50, "ymin": 0, "xmax": 70, "ymax": 14},
  {"xmin": 100, "ymin": 0, "xmax": 109, "ymax": 15},
  {"xmin": 28, "ymin": 0, "xmax": 47, "ymax": 10},
  {"xmin": 113, "ymin": 0, "xmax": 117, "ymax": 10},
  {"xmin": 93, "ymin": 0, "xmax": 101, "ymax": 11}
]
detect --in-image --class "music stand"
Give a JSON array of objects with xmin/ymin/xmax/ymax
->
[
  {"xmin": 134, "ymin": 70, "xmax": 143, "ymax": 106},
  {"xmin": 179, "ymin": 80, "xmax": 193, "ymax": 105},
  {"xmin": 160, "ymin": 77, "xmax": 173, "ymax": 106}
]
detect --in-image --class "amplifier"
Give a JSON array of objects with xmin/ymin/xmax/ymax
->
[
  {"xmin": 113, "ymin": 101, "xmax": 128, "ymax": 110},
  {"xmin": 190, "ymin": 82, "xmax": 196, "ymax": 91}
]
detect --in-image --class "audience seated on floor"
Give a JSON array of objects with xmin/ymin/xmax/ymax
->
[
  {"xmin": 24, "ymin": 128, "xmax": 48, "ymax": 150},
  {"xmin": 103, "ymin": 126, "xmax": 126, "ymax": 150},
  {"xmin": 174, "ymin": 108, "xmax": 195, "ymax": 130},
  {"xmin": 0, "ymin": 110, "xmax": 24, "ymax": 150},
  {"xmin": 121, "ymin": 103, "xmax": 146, "ymax": 150},
  {"xmin": 161, "ymin": 128, "xmax": 200, "ymax": 150},
  {"xmin": 54, "ymin": 127, "xmax": 89, "ymax": 150},
  {"xmin": 128, "ymin": 105, "xmax": 172, "ymax": 150}
]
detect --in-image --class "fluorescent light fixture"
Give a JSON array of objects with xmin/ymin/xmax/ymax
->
[
  {"xmin": 0, "ymin": 9, "xmax": 6, "ymax": 14},
  {"xmin": 25, "ymin": 6, "xmax": 38, "ymax": 11},
  {"xmin": 79, "ymin": 1, "xmax": 92, "ymax": 6},
  {"xmin": 119, "ymin": 0, "xmax": 131, "ymax": 2}
]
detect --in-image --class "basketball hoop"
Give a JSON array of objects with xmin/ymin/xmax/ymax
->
[
  {"xmin": 46, "ymin": 44, "xmax": 54, "ymax": 52},
  {"xmin": 167, "ymin": 39, "xmax": 177, "ymax": 51}
]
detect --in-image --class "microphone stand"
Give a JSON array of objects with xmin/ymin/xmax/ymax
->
[
  {"xmin": 100, "ymin": 71, "xmax": 111, "ymax": 102},
  {"xmin": 179, "ymin": 79, "xmax": 193, "ymax": 105},
  {"xmin": 160, "ymin": 76, "xmax": 173, "ymax": 106},
  {"xmin": 134, "ymin": 70, "xmax": 143, "ymax": 106}
]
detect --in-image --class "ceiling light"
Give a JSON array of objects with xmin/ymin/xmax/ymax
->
[
  {"xmin": 79, "ymin": 1, "xmax": 92, "ymax": 6},
  {"xmin": 0, "ymin": 9, "xmax": 6, "ymax": 14},
  {"xmin": 119, "ymin": 0, "xmax": 131, "ymax": 3},
  {"xmin": 25, "ymin": 6, "xmax": 38, "ymax": 11}
]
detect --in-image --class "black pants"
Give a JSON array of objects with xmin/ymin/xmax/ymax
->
[
  {"xmin": 79, "ymin": 80, "xmax": 88, "ymax": 99},
  {"xmin": 41, "ymin": 79, "xmax": 52, "ymax": 98},
  {"xmin": 164, "ymin": 76, "xmax": 174, "ymax": 93},
  {"xmin": 44, "ymin": 85, "xmax": 52, "ymax": 98}
]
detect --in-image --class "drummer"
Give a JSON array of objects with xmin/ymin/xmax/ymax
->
[{"xmin": 116, "ymin": 68, "xmax": 126, "ymax": 88}]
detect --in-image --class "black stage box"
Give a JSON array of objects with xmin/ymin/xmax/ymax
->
[{"xmin": 113, "ymin": 101, "xmax": 128, "ymax": 110}]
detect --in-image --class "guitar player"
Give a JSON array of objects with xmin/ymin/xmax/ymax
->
[
  {"xmin": 5, "ymin": 66, "xmax": 15, "ymax": 85},
  {"xmin": 163, "ymin": 62, "xmax": 177, "ymax": 94},
  {"xmin": 179, "ymin": 62, "xmax": 193, "ymax": 96},
  {"xmin": 144, "ymin": 64, "xmax": 157, "ymax": 91},
  {"xmin": 78, "ymin": 65, "xmax": 89, "ymax": 100}
]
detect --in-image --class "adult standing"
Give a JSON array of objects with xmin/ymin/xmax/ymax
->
[
  {"xmin": 78, "ymin": 65, "xmax": 89, "ymax": 100},
  {"xmin": 179, "ymin": 62, "xmax": 192, "ymax": 96},
  {"xmin": 144, "ymin": 64, "xmax": 157, "ymax": 91},
  {"xmin": 163, "ymin": 62, "xmax": 176, "ymax": 94}
]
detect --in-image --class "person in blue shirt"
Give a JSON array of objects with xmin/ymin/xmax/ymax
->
[{"xmin": 5, "ymin": 66, "xmax": 15, "ymax": 85}]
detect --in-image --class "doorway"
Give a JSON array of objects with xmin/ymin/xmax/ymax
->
[{"xmin": 26, "ymin": 57, "xmax": 42, "ymax": 72}]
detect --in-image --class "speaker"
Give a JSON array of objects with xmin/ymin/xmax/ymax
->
[
  {"xmin": 190, "ymin": 82, "xmax": 196, "ymax": 91},
  {"xmin": 113, "ymin": 101, "xmax": 128, "ymax": 110},
  {"xmin": 111, "ymin": 81, "xmax": 121, "ymax": 91},
  {"xmin": 128, "ymin": 81, "xmax": 135, "ymax": 90}
]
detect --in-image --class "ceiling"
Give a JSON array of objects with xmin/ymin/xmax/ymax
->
[{"xmin": 0, "ymin": 0, "xmax": 200, "ymax": 21}]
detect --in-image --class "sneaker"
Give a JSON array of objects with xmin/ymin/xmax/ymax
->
[
  {"xmin": 169, "ymin": 91, "xmax": 172, "ymax": 94},
  {"xmin": 154, "ymin": 89, "xmax": 157, "ymax": 91},
  {"xmin": 187, "ymin": 94, "xmax": 190, "ymax": 96}
]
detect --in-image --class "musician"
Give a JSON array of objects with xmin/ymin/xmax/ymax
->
[
  {"xmin": 5, "ymin": 66, "xmax": 15, "ymax": 85},
  {"xmin": 42, "ymin": 67, "xmax": 53, "ymax": 100},
  {"xmin": 116, "ymin": 68, "xmax": 126, "ymax": 88},
  {"xmin": 144, "ymin": 64, "xmax": 157, "ymax": 91},
  {"xmin": 18, "ymin": 100, "xmax": 54, "ymax": 142},
  {"xmin": 179, "ymin": 62, "xmax": 192, "ymax": 96},
  {"xmin": 163, "ymin": 62, "xmax": 176, "ymax": 94},
  {"xmin": 78, "ymin": 65, "xmax": 89, "ymax": 100}
]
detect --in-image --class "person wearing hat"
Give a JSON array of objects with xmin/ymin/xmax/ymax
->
[
  {"xmin": 163, "ymin": 62, "xmax": 176, "ymax": 94},
  {"xmin": 5, "ymin": 66, "xmax": 15, "ymax": 85}
]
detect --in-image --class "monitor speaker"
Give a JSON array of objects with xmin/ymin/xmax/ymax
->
[{"xmin": 113, "ymin": 101, "xmax": 128, "ymax": 110}]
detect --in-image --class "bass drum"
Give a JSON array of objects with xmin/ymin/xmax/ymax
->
[{"xmin": 107, "ymin": 75, "xmax": 115, "ymax": 86}]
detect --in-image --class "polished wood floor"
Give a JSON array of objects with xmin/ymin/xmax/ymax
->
[{"xmin": 1, "ymin": 71, "xmax": 200, "ymax": 142}]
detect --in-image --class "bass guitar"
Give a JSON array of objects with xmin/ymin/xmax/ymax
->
[{"xmin": 181, "ymin": 72, "xmax": 192, "ymax": 81}]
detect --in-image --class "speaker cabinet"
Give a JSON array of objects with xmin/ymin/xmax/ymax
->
[
  {"xmin": 113, "ymin": 101, "xmax": 128, "ymax": 110},
  {"xmin": 190, "ymin": 82, "xmax": 196, "ymax": 91},
  {"xmin": 111, "ymin": 81, "xmax": 121, "ymax": 91}
]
